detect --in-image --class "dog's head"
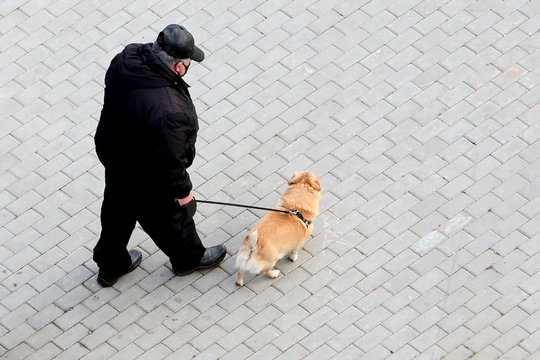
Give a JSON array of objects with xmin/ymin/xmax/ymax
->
[{"xmin": 288, "ymin": 171, "xmax": 321, "ymax": 192}]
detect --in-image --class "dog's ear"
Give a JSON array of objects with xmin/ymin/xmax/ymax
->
[
  {"xmin": 309, "ymin": 176, "xmax": 321, "ymax": 191},
  {"xmin": 288, "ymin": 172, "xmax": 303, "ymax": 185}
]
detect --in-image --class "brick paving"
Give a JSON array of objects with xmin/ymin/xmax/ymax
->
[{"xmin": 1, "ymin": 0, "xmax": 539, "ymax": 359}]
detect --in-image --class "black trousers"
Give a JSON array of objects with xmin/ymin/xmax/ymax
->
[{"xmin": 93, "ymin": 171, "xmax": 206, "ymax": 274}]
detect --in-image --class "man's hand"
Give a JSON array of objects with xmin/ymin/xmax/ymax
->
[{"xmin": 177, "ymin": 189, "xmax": 194, "ymax": 206}]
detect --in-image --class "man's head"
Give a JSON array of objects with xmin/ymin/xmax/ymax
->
[{"xmin": 153, "ymin": 24, "xmax": 204, "ymax": 76}]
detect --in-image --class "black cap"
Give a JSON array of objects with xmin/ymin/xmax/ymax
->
[{"xmin": 157, "ymin": 24, "xmax": 205, "ymax": 62}]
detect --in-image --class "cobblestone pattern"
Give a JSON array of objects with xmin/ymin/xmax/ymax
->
[{"xmin": 1, "ymin": 0, "xmax": 539, "ymax": 359}]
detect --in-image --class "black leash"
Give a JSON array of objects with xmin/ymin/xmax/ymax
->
[
  {"xmin": 196, "ymin": 199, "xmax": 293, "ymax": 214},
  {"xmin": 196, "ymin": 199, "xmax": 312, "ymax": 226}
]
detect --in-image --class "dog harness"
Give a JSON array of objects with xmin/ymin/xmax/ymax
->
[{"xmin": 291, "ymin": 209, "xmax": 312, "ymax": 227}]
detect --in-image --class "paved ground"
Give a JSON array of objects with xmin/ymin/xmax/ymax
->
[{"xmin": 1, "ymin": 0, "xmax": 539, "ymax": 359}]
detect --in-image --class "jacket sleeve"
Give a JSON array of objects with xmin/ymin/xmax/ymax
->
[{"xmin": 157, "ymin": 112, "xmax": 197, "ymax": 199}]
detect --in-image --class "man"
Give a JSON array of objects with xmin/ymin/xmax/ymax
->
[{"xmin": 93, "ymin": 24, "xmax": 226, "ymax": 287}]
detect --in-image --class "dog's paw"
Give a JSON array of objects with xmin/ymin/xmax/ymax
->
[
  {"xmin": 289, "ymin": 252, "xmax": 298, "ymax": 262},
  {"xmin": 235, "ymin": 272, "xmax": 244, "ymax": 286},
  {"xmin": 265, "ymin": 269, "xmax": 280, "ymax": 278}
]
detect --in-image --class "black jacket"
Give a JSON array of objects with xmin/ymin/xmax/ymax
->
[{"xmin": 95, "ymin": 43, "xmax": 198, "ymax": 199}]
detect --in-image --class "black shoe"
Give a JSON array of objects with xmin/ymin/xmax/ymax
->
[
  {"xmin": 173, "ymin": 245, "xmax": 227, "ymax": 276},
  {"xmin": 97, "ymin": 249, "xmax": 142, "ymax": 287}
]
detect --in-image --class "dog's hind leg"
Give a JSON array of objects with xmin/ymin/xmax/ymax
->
[
  {"xmin": 263, "ymin": 268, "xmax": 280, "ymax": 278},
  {"xmin": 236, "ymin": 270, "xmax": 245, "ymax": 286},
  {"xmin": 262, "ymin": 261, "xmax": 280, "ymax": 278}
]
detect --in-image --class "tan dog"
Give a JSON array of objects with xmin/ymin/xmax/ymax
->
[{"xmin": 235, "ymin": 171, "xmax": 321, "ymax": 286}]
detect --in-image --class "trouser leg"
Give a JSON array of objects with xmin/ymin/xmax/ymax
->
[
  {"xmin": 93, "ymin": 177, "xmax": 135, "ymax": 274},
  {"xmin": 137, "ymin": 196, "xmax": 205, "ymax": 271}
]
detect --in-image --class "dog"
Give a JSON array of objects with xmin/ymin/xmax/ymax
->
[{"xmin": 235, "ymin": 171, "xmax": 321, "ymax": 286}]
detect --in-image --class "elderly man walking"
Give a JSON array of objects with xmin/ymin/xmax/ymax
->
[{"xmin": 93, "ymin": 24, "xmax": 226, "ymax": 287}]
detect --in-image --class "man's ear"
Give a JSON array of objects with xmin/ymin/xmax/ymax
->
[{"xmin": 173, "ymin": 60, "xmax": 182, "ymax": 75}]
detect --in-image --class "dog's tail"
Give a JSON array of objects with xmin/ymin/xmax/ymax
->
[
  {"xmin": 235, "ymin": 230, "xmax": 264, "ymax": 285},
  {"xmin": 236, "ymin": 230, "xmax": 257, "ymax": 271}
]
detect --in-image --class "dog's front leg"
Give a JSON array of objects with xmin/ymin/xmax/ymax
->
[{"xmin": 289, "ymin": 247, "xmax": 301, "ymax": 261}]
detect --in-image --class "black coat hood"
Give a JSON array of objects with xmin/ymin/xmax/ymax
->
[{"xmin": 105, "ymin": 43, "xmax": 185, "ymax": 89}]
